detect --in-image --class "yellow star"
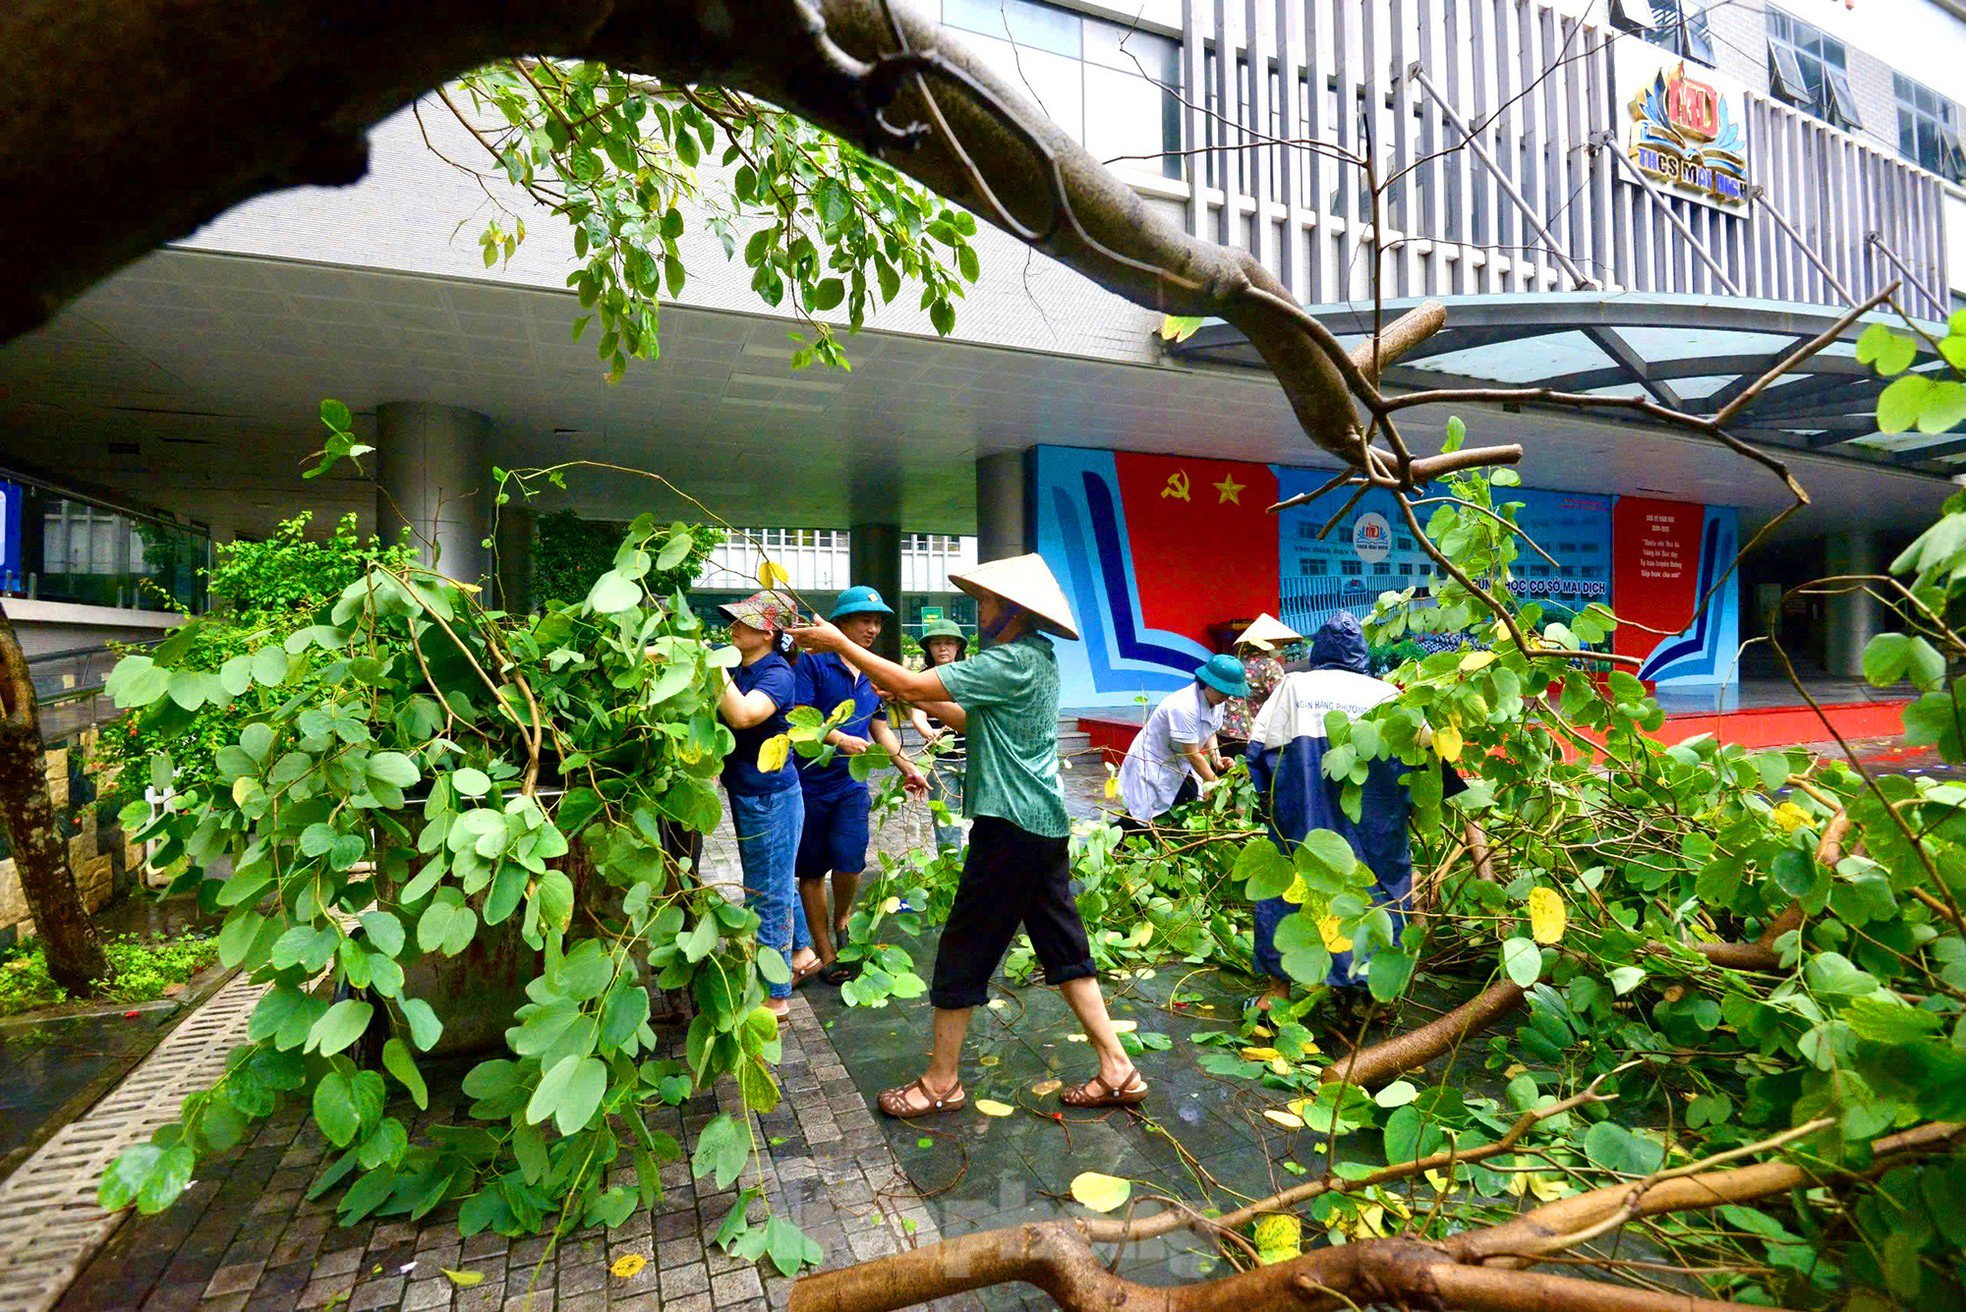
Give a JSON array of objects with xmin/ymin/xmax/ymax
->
[{"xmin": 1214, "ymin": 474, "xmax": 1246, "ymax": 505}]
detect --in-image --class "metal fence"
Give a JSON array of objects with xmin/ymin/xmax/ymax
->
[{"xmin": 1178, "ymin": 0, "xmax": 1951, "ymax": 319}]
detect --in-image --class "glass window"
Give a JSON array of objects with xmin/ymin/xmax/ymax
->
[
  {"xmin": 943, "ymin": 0, "xmax": 1080, "ymax": 57},
  {"xmin": 1767, "ymin": 8, "xmax": 1859, "ymax": 130},
  {"xmin": 1895, "ymin": 73, "xmax": 1966, "ymax": 180},
  {"xmin": 1611, "ymin": 1, "xmax": 1715, "ymax": 66},
  {"xmin": 29, "ymin": 493, "xmax": 209, "ymax": 611}
]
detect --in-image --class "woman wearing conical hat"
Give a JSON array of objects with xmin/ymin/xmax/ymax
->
[
  {"xmin": 792, "ymin": 554, "xmax": 1146, "ymax": 1116},
  {"xmin": 1219, "ymin": 613, "xmax": 1300, "ymax": 756}
]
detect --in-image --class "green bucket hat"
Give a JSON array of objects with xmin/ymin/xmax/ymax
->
[
  {"xmin": 920, "ymin": 619, "xmax": 968, "ymax": 649},
  {"xmin": 1196, "ymin": 653, "xmax": 1250, "ymax": 697}
]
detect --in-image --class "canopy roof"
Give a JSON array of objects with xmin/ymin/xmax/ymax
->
[{"xmin": 1166, "ymin": 292, "xmax": 1962, "ymax": 474}]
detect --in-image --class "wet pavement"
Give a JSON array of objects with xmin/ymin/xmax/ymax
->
[{"xmin": 0, "ymin": 898, "xmax": 225, "ymax": 1180}]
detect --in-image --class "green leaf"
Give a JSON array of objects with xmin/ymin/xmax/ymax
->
[
  {"xmin": 359, "ymin": 911, "xmax": 406, "ymax": 958},
  {"xmin": 1920, "ymin": 380, "xmax": 1966, "ymax": 434},
  {"xmin": 314, "ymin": 1070, "xmax": 362, "ymax": 1147},
  {"xmin": 1609, "ymin": 965, "xmax": 1646, "ymax": 995},
  {"xmin": 321, "ymin": 398, "xmax": 353, "ymax": 431},
  {"xmin": 381, "ymin": 1038, "xmax": 428, "ymax": 1109},
  {"xmin": 452, "ymin": 768, "xmax": 491, "ymax": 798},
  {"xmin": 1879, "ymin": 374, "xmax": 1934, "ymax": 433},
  {"xmin": 401, "ymin": 997, "xmax": 444, "ymax": 1052},
  {"xmin": 1864, "ymin": 632, "xmax": 1912, "ymax": 687},
  {"xmin": 251, "ymin": 645, "xmax": 289, "ymax": 687},
  {"xmin": 692, "ymin": 1113, "xmax": 749, "ymax": 1190},
  {"xmin": 309, "ymin": 999, "xmax": 374, "ymax": 1057},
  {"xmin": 1584, "ymin": 1121, "xmax": 1665, "ymax": 1176},
  {"xmin": 367, "ymin": 751, "xmax": 421, "ymax": 788},
  {"xmin": 99, "ymin": 1143, "xmax": 164, "ymax": 1211},
  {"xmin": 1234, "ymin": 839, "xmax": 1295, "ymax": 899},
  {"xmin": 588, "ymin": 570, "xmax": 642, "ymax": 614},
  {"xmin": 1856, "ymin": 322, "xmax": 1918, "ymax": 375},
  {"xmin": 1295, "ymin": 829, "xmax": 1359, "ymax": 881},
  {"xmin": 1501, "ymin": 936, "xmax": 1542, "ymax": 987}
]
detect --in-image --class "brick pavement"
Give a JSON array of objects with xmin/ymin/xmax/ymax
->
[
  {"xmin": 50, "ymin": 791, "xmax": 985, "ymax": 1312},
  {"xmin": 53, "ymin": 988, "xmax": 978, "ymax": 1312}
]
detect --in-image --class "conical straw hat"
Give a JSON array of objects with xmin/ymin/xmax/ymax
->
[
  {"xmin": 948, "ymin": 554, "xmax": 1080, "ymax": 640},
  {"xmin": 1237, "ymin": 613, "xmax": 1302, "ymax": 650}
]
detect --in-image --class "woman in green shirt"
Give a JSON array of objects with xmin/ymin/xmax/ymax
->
[{"xmin": 791, "ymin": 554, "xmax": 1145, "ymax": 1117}]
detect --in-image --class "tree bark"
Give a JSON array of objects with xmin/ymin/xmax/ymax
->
[
  {"xmin": 0, "ymin": 0, "xmax": 1515, "ymax": 484},
  {"xmin": 0, "ymin": 602, "xmax": 111, "ymax": 994},
  {"xmin": 1318, "ymin": 980, "xmax": 1526, "ymax": 1088}
]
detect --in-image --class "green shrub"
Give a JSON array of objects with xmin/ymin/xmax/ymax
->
[
  {"xmin": 93, "ymin": 514, "xmax": 414, "ymax": 804},
  {"xmin": 532, "ymin": 510, "xmax": 722, "ymax": 608},
  {"xmin": 0, "ymin": 931, "xmax": 219, "ymax": 1016}
]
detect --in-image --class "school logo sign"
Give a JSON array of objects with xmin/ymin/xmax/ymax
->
[
  {"xmin": 1617, "ymin": 44, "xmax": 1748, "ymax": 210},
  {"xmin": 1352, "ymin": 512, "xmax": 1392, "ymax": 564}
]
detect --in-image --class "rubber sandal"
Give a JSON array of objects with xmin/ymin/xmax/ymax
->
[
  {"xmin": 1060, "ymin": 1068, "xmax": 1149, "ymax": 1109},
  {"xmin": 819, "ymin": 958, "xmax": 861, "ymax": 985},
  {"xmin": 790, "ymin": 958, "xmax": 825, "ymax": 989},
  {"xmin": 877, "ymin": 1076, "xmax": 966, "ymax": 1119}
]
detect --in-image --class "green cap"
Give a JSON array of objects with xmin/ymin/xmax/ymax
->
[{"xmin": 920, "ymin": 619, "xmax": 968, "ymax": 647}]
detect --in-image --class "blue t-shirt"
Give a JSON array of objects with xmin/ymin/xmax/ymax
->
[
  {"xmin": 722, "ymin": 651, "xmax": 798, "ymax": 796},
  {"xmin": 793, "ymin": 652, "xmax": 883, "ymax": 797}
]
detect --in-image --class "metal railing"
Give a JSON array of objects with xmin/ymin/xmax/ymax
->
[{"xmin": 1177, "ymin": 0, "xmax": 1951, "ymax": 319}]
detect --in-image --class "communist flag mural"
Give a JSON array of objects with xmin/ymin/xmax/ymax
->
[{"xmin": 1030, "ymin": 446, "xmax": 1279, "ymax": 707}]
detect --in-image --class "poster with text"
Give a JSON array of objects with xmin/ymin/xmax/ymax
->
[{"xmin": 1611, "ymin": 496, "xmax": 1740, "ymax": 688}]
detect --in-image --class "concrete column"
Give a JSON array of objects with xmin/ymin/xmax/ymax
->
[
  {"xmin": 376, "ymin": 402, "xmax": 490, "ymax": 586},
  {"xmin": 976, "ymin": 450, "xmax": 1028, "ymax": 562},
  {"xmin": 848, "ymin": 521, "xmax": 904, "ymax": 662},
  {"xmin": 1824, "ymin": 530, "xmax": 1881, "ymax": 680},
  {"xmin": 494, "ymin": 504, "xmax": 535, "ymax": 614}
]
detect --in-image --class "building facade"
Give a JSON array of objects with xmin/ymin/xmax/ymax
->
[{"xmin": 0, "ymin": 0, "xmax": 1961, "ymax": 702}]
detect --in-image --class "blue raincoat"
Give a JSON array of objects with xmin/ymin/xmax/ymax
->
[{"xmin": 1247, "ymin": 613, "xmax": 1414, "ymax": 989}]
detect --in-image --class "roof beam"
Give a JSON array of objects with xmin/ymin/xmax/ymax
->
[{"xmin": 1581, "ymin": 326, "xmax": 1685, "ymax": 409}]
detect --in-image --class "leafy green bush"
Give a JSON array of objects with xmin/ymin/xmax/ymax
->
[
  {"xmin": 98, "ymin": 451, "xmax": 814, "ymax": 1267},
  {"xmin": 94, "ymin": 514, "xmax": 413, "ymax": 804},
  {"xmin": 531, "ymin": 510, "xmax": 722, "ymax": 608},
  {"xmin": 0, "ymin": 931, "xmax": 219, "ymax": 1016}
]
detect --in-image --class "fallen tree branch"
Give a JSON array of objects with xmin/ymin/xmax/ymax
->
[
  {"xmin": 1319, "ymin": 980, "xmax": 1527, "ymax": 1088},
  {"xmin": 790, "ymin": 1120, "xmax": 1965, "ymax": 1312}
]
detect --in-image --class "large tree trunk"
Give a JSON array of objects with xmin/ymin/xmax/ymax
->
[{"xmin": 0, "ymin": 602, "xmax": 111, "ymax": 994}]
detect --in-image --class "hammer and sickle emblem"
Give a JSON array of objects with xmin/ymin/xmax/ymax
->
[{"xmin": 1161, "ymin": 471, "xmax": 1191, "ymax": 501}]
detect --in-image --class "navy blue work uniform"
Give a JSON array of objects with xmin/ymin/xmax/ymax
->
[{"xmin": 793, "ymin": 651, "xmax": 884, "ymax": 880}]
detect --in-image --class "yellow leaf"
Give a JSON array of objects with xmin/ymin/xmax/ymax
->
[
  {"xmin": 1770, "ymin": 801, "xmax": 1811, "ymax": 835},
  {"xmin": 1110, "ymin": 1020, "xmax": 1138, "ymax": 1034},
  {"xmin": 1104, "ymin": 775, "xmax": 1119, "ymax": 799},
  {"xmin": 757, "ymin": 733, "xmax": 791, "ymax": 773},
  {"xmin": 442, "ymin": 1270, "xmax": 485, "ymax": 1288},
  {"xmin": 609, "ymin": 1254, "xmax": 647, "ymax": 1279},
  {"xmin": 1459, "ymin": 649, "xmax": 1496, "ymax": 673},
  {"xmin": 1262, "ymin": 1109, "xmax": 1305, "ymax": 1129},
  {"xmin": 1070, "ymin": 1171, "xmax": 1132, "ymax": 1213},
  {"xmin": 1252, "ymin": 1213, "xmax": 1302, "ymax": 1264},
  {"xmin": 1241, "ymin": 1046, "xmax": 1282, "ymax": 1062},
  {"xmin": 1433, "ymin": 723, "xmax": 1464, "ymax": 763},
  {"xmin": 1527, "ymin": 887, "xmax": 1567, "ymax": 945},
  {"xmin": 1031, "ymin": 1078, "xmax": 1063, "ymax": 1096},
  {"xmin": 759, "ymin": 559, "xmax": 789, "ymax": 588},
  {"xmin": 975, "ymin": 1099, "xmax": 1016, "ymax": 1117},
  {"xmin": 1281, "ymin": 873, "xmax": 1308, "ymax": 905},
  {"xmin": 1424, "ymin": 1169, "xmax": 1457, "ymax": 1194},
  {"xmin": 1318, "ymin": 916, "xmax": 1354, "ymax": 953},
  {"xmin": 231, "ymin": 776, "xmax": 256, "ymax": 805},
  {"xmin": 979, "ymin": 1055, "xmax": 1000, "ymax": 1067},
  {"xmin": 881, "ymin": 896, "xmax": 902, "ymax": 913},
  {"xmin": 1064, "ymin": 1033, "xmax": 1088, "ymax": 1042}
]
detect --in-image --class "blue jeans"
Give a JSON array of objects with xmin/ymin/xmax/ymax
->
[
  {"xmin": 928, "ymin": 765, "xmax": 965, "ymax": 852},
  {"xmin": 728, "ymin": 787, "xmax": 811, "ymax": 999}
]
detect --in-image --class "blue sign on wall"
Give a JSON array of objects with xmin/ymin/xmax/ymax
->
[{"xmin": 0, "ymin": 479, "xmax": 22, "ymax": 593}]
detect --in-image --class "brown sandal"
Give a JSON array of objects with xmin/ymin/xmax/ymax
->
[
  {"xmin": 876, "ymin": 1076, "xmax": 966, "ymax": 1119},
  {"xmin": 1060, "ymin": 1069, "xmax": 1149, "ymax": 1109},
  {"xmin": 789, "ymin": 957, "xmax": 826, "ymax": 989}
]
